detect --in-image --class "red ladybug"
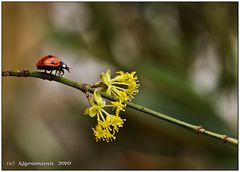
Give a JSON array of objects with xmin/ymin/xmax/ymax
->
[{"xmin": 36, "ymin": 55, "xmax": 70, "ymax": 76}]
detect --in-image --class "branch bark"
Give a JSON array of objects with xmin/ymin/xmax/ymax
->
[{"xmin": 2, "ymin": 69, "xmax": 238, "ymax": 146}]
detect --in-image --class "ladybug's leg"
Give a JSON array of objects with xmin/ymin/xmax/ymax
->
[
  {"xmin": 60, "ymin": 69, "xmax": 64, "ymax": 77},
  {"xmin": 49, "ymin": 70, "xmax": 53, "ymax": 75},
  {"xmin": 44, "ymin": 69, "xmax": 47, "ymax": 73},
  {"xmin": 54, "ymin": 70, "xmax": 58, "ymax": 76},
  {"xmin": 56, "ymin": 70, "xmax": 60, "ymax": 76}
]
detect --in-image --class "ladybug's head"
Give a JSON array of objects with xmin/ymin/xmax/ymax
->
[{"xmin": 61, "ymin": 61, "xmax": 70, "ymax": 73}]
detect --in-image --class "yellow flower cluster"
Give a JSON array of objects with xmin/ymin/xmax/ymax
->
[
  {"xmin": 100, "ymin": 69, "xmax": 139, "ymax": 101},
  {"xmin": 84, "ymin": 69, "xmax": 139, "ymax": 142}
]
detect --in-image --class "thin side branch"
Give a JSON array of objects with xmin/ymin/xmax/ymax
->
[{"xmin": 2, "ymin": 69, "xmax": 238, "ymax": 146}]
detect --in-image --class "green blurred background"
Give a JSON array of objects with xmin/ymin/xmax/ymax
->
[{"xmin": 2, "ymin": 2, "xmax": 238, "ymax": 169}]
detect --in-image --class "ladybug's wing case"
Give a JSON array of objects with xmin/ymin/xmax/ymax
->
[{"xmin": 36, "ymin": 55, "xmax": 61, "ymax": 69}]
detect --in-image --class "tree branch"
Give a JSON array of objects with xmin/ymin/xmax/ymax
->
[{"xmin": 2, "ymin": 69, "xmax": 238, "ymax": 146}]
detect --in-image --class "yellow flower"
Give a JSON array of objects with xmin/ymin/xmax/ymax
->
[
  {"xmin": 111, "ymin": 100, "xmax": 126, "ymax": 116},
  {"xmin": 92, "ymin": 120, "xmax": 116, "ymax": 142},
  {"xmin": 85, "ymin": 90, "xmax": 126, "ymax": 142},
  {"xmin": 100, "ymin": 69, "xmax": 111, "ymax": 87},
  {"xmin": 84, "ymin": 69, "xmax": 139, "ymax": 142},
  {"xmin": 100, "ymin": 69, "xmax": 139, "ymax": 101},
  {"xmin": 106, "ymin": 114, "xmax": 125, "ymax": 133},
  {"xmin": 92, "ymin": 114, "xmax": 126, "ymax": 142},
  {"xmin": 84, "ymin": 90, "xmax": 105, "ymax": 117},
  {"xmin": 92, "ymin": 123, "xmax": 105, "ymax": 141}
]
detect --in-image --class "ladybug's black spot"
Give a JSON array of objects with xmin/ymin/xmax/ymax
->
[
  {"xmin": 48, "ymin": 55, "xmax": 53, "ymax": 58},
  {"xmin": 41, "ymin": 60, "xmax": 43, "ymax": 63},
  {"xmin": 51, "ymin": 61, "xmax": 55, "ymax": 64}
]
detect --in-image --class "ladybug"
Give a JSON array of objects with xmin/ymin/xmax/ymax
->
[{"xmin": 36, "ymin": 55, "xmax": 70, "ymax": 76}]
